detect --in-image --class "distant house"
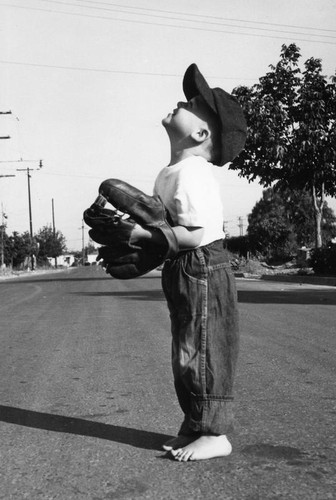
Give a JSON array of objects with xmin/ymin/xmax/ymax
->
[
  {"xmin": 47, "ymin": 254, "xmax": 76, "ymax": 268},
  {"xmin": 85, "ymin": 253, "xmax": 99, "ymax": 265}
]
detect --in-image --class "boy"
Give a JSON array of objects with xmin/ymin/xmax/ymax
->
[{"xmin": 132, "ymin": 63, "xmax": 246, "ymax": 461}]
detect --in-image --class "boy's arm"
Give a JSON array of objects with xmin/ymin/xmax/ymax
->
[
  {"xmin": 170, "ymin": 225, "xmax": 204, "ymax": 249},
  {"xmin": 132, "ymin": 223, "xmax": 204, "ymax": 251}
]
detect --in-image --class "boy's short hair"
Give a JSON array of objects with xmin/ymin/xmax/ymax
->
[{"xmin": 183, "ymin": 64, "xmax": 247, "ymax": 166}]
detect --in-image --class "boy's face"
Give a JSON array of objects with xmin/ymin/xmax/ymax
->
[{"xmin": 162, "ymin": 95, "xmax": 214, "ymax": 140}]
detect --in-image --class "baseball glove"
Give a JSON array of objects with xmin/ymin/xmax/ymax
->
[{"xmin": 83, "ymin": 179, "xmax": 178, "ymax": 279}]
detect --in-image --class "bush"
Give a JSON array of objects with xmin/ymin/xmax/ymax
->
[
  {"xmin": 224, "ymin": 236, "xmax": 250, "ymax": 257},
  {"xmin": 310, "ymin": 246, "xmax": 336, "ymax": 275}
]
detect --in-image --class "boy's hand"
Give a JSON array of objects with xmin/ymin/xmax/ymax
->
[
  {"xmin": 130, "ymin": 223, "xmax": 167, "ymax": 246},
  {"xmin": 83, "ymin": 179, "xmax": 179, "ymax": 279}
]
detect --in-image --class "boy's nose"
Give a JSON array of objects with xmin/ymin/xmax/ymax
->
[{"xmin": 177, "ymin": 101, "xmax": 186, "ymax": 109}]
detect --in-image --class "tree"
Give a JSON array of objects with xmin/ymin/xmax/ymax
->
[
  {"xmin": 85, "ymin": 242, "xmax": 97, "ymax": 255},
  {"xmin": 6, "ymin": 231, "xmax": 33, "ymax": 268},
  {"xmin": 247, "ymin": 187, "xmax": 336, "ymax": 261},
  {"xmin": 247, "ymin": 188, "xmax": 297, "ymax": 262},
  {"xmin": 281, "ymin": 188, "xmax": 336, "ymax": 247},
  {"xmin": 231, "ymin": 44, "xmax": 336, "ymax": 248},
  {"xmin": 35, "ymin": 225, "xmax": 67, "ymax": 264}
]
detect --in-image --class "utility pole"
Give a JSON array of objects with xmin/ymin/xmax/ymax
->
[
  {"xmin": 238, "ymin": 216, "xmax": 244, "ymax": 237},
  {"xmin": 0, "ymin": 204, "xmax": 7, "ymax": 269},
  {"xmin": 223, "ymin": 220, "xmax": 230, "ymax": 238},
  {"xmin": 16, "ymin": 161, "xmax": 43, "ymax": 270},
  {"xmin": 82, "ymin": 219, "xmax": 85, "ymax": 265},
  {"xmin": 52, "ymin": 198, "xmax": 57, "ymax": 268}
]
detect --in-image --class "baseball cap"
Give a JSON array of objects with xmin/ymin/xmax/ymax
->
[{"xmin": 183, "ymin": 63, "xmax": 247, "ymax": 166}]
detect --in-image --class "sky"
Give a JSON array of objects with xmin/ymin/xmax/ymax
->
[{"xmin": 0, "ymin": 0, "xmax": 335, "ymax": 251}]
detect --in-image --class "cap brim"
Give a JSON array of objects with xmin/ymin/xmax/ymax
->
[{"xmin": 183, "ymin": 64, "xmax": 217, "ymax": 114}]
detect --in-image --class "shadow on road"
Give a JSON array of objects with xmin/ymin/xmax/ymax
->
[
  {"xmin": 0, "ymin": 405, "xmax": 172, "ymax": 450},
  {"xmin": 0, "ymin": 275, "xmax": 161, "ymax": 285},
  {"xmin": 238, "ymin": 289, "xmax": 336, "ymax": 305},
  {"xmin": 72, "ymin": 288, "xmax": 336, "ymax": 305},
  {"xmin": 2, "ymin": 273, "xmax": 335, "ymax": 305},
  {"xmin": 72, "ymin": 290, "xmax": 165, "ymax": 301}
]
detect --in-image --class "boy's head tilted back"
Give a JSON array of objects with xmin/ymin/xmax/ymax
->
[
  {"xmin": 162, "ymin": 63, "xmax": 247, "ymax": 166},
  {"xmin": 183, "ymin": 63, "xmax": 247, "ymax": 166}
]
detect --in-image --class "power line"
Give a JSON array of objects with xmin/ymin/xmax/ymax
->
[
  {"xmin": 68, "ymin": 0, "xmax": 336, "ymax": 34},
  {"xmin": 0, "ymin": 159, "xmax": 41, "ymax": 163},
  {"xmin": 39, "ymin": 171, "xmax": 105, "ymax": 179},
  {"xmin": 0, "ymin": 165, "xmax": 155, "ymax": 183},
  {"xmin": 0, "ymin": 168, "xmax": 102, "ymax": 179},
  {"xmin": 1, "ymin": 3, "xmax": 335, "ymax": 45},
  {"xmin": 0, "ymin": 59, "xmax": 179, "ymax": 78},
  {"xmin": 0, "ymin": 59, "xmax": 257, "ymax": 81},
  {"xmin": 40, "ymin": 0, "xmax": 336, "ymax": 40}
]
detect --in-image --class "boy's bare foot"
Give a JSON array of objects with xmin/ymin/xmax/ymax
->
[
  {"xmin": 162, "ymin": 435, "xmax": 197, "ymax": 451},
  {"xmin": 170, "ymin": 434, "xmax": 232, "ymax": 461}
]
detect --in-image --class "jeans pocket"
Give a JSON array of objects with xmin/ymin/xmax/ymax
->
[
  {"xmin": 181, "ymin": 262, "xmax": 203, "ymax": 284},
  {"xmin": 180, "ymin": 250, "xmax": 206, "ymax": 284}
]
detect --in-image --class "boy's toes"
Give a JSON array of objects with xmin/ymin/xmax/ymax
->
[
  {"xmin": 171, "ymin": 448, "xmax": 193, "ymax": 462},
  {"xmin": 171, "ymin": 448, "xmax": 188, "ymax": 461},
  {"xmin": 163, "ymin": 435, "xmax": 196, "ymax": 452},
  {"xmin": 176, "ymin": 452, "xmax": 186, "ymax": 462},
  {"xmin": 180, "ymin": 450, "xmax": 193, "ymax": 462}
]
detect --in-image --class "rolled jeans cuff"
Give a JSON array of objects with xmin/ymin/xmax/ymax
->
[{"xmin": 179, "ymin": 395, "xmax": 235, "ymax": 436}]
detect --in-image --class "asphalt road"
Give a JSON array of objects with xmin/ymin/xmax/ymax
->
[{"xmin": 0, "ymin": 266, "xmax": 335, "ymax": 500}]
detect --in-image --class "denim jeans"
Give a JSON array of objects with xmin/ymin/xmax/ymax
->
[{"xmin": 161, "ymin": 239, "xmax": 239, "ymax": 436}]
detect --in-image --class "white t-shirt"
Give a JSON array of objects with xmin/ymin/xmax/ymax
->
[{"xmin": 153, "ymin": 156, "xmax": 224, "ymax": 247}]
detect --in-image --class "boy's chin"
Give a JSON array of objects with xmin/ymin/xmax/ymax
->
[{"xmin": 161, "ymin": 115, "xmax": 171, "ymax": 127}]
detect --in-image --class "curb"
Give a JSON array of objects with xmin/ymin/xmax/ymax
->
[
  {"xmin": 260, "ymin": 274, "xmax": 336, "ymax": 287},
  {"xmin": 235, "ymin": 272, "xmax": 336, "ymax": 287},
  {"xmin": 0, "ymin": 268, "xmax": 74, "ymax": 281}
]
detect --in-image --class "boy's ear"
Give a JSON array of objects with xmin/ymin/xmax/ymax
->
[{"xmin": 191, "ymin": 126, "xmax": 211, "ymax": 144}]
